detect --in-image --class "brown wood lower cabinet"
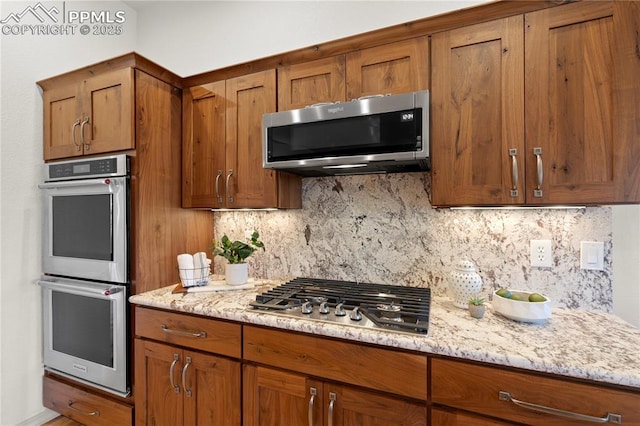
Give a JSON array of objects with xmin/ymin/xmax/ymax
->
[
  {"xmin": 431, "ymin": 357, "xmax": 640, "ymax": 426},
  {"xmin": 134, "ymin": 339, "xmax": 240, "ymax": 426},
  {"xmin": 244, "ymin": 364, "xmax": 427, "ymax": 426},
  {"xmin": 243, "ymin": 325, "xmax": 427, "ymax": 426},
  {"xmin": 134, "ymin": 307, "xmax": 242, "ymax": 426},
  {"xmin": 430, "ymin": 406, "xmax": 514, "ymax": 426},
  {"xmin": 43, "ymin": 375, "xmax": 133, "ymax": 426}
]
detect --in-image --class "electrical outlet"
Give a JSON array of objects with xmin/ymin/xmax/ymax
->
[{"xmin": 530, "ymin": 240, "xmax": 552, "ymax": 268}]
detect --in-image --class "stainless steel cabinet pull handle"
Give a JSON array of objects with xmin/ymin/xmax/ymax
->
[
  {"xmin": 226, "ymin": 169, "xmax": 234, "ymax": 203},
  {"xmin": 533, "ymin": 147, "xmax": 543, "ymax": 197},
  {"xmin": 308, "ymin": 387, "xmax": 317, "ymax": 426},
  {"xmin": 71, "ymin": 119, "xmax": 82, "ymax": 151},
  {"xmin": 328, "ymin": 392, "xmax": 337, "ymax": 426},
  {"xmin": 161, "ymin": 324, "xmax": 207, "ymax": 338},
  {"xmin": 80, "ymin": 116, "xmax": 90, "ymax": 150},
  {"xmin": 509, "ymin": 148, "xmax": 518, "ymax": 197},
  {"xmin": 182, "ymin": 356, "xmax": 192, "ymax": 397},
  {"xmin": 215, "ymin": 170, "xmax": 223, "ymax": 203},
  {"xmin": 67, "ymin": 400, "xmax": 99, "ymax": 416},
  {"xmin": 169, "ymin": 353, "xmax": 180, "ymax": 393},
  {"xmin": 499, "ymin": 391, "xmax": 622, "ymax": 424}
]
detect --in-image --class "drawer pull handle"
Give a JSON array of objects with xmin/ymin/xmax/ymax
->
[
  {"xmin": 169, "ymin": 353, "xmax": 180, "ymax": 393},
  {"xmin": 533, "ymin": 147, "xmax": 543, "ymax": 197},
  {"xmin": 161, "ymin": 324, "xmax": 207, "ymax": 338},
  {"xmin": 226, "ymin": 169, "xmax": 234, "ymax": 203},
  {"xmin": 509, "ymin": 148, "xmax": 518, "ymax": 197},
  {"xmin": 80, "ymin": 116, "xmax": 90, "ymax": 150},
  {"xmin": 499, "ymin": 391, "xmax": 622, "ymax": 424},
  {"xmin": 328, "ymin": 392, "xmax": 337, "ymax": 426},
  {"xmin": 308, "ymin": 387, "xmax": 317, "ymax": 426},
  {"xmin": 67, "ymin": 400, "xmax": 99, "ymax": 417},
  {"xmin": 182, "ymin": 356, "xmax": 192, "ymax": 397},
  {"xmin": 71, "ymin": 119, "xmax": 82, "ymax": 151},
  {"xmin": 215, "ymin": 170, "xmax": 223, "ymax": 203}
]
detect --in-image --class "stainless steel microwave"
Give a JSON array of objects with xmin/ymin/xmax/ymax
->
[{"xmin": 263, "ymin": 91, "xmax": 429, "ymax": 176}]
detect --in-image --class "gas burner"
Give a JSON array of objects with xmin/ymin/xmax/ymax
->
[{"xmin": 250, "ymin": 277, "xmax": 431, "ymax": 335}]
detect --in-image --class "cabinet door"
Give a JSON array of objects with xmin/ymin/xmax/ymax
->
[
  {"xmin": 278, "ymin": 55, "xmax": 346, "ymax": 110},
  {"xmin": 346, "ymin": 37, "xmax": 428, "ymax": 99},
  {"xmin": 431, "ymin": 406, "xmax": 512, "ymax": 426},
  {"xmin": 225, "ymin": 69, "xmax": 278, "ymax": 208},
  {"xmin": 243, "ymin": 364, "xmax": 323, "ymax": 426},
  {"xmin": 43, "ymin": 83, "xmax": 83, "ymax": 160},
  {"xmin": 326, "ymin": 383, "xmax": 426, "ymax": 426},
  {"xmin": 430, "ymin": 16, "xmax": 524, "ymax": 206},
  {"xmin": 525, "ymin": 1, "xmax": 640, "ymax": 204},
  {"xmin": 135, "ymin": 339, "xmax": 183, "ymax": 426},
  {"xmin": 182, "ymin": 81, "xmax": 227, "ymax": 208},
  {"xmin": 81, "ymin": 68, "xmax": 134, "ymax": 156},
  {"xmin": 183, "ymin": 350, "xmax": 241, "ymax": 426}
]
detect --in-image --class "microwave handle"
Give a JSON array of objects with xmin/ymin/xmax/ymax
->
[{"xmin": 38, "ymin": 177, "xmax": 124, "ymax": 190}]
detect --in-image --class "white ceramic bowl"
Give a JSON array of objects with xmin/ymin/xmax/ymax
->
[{"xmin": 492, "ymin": 289, "xmax": 552, "ymax": 323}]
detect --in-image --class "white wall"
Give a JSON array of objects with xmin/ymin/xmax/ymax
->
[
  {"xmin": 613, "ymin": 205, "xmax": 640, "ymax": 326},
  {"xmin": 131, "ymin": 0, "xmax": 485, "ymax": 76},
  {"xmin": 0, "ymin": 2, "xmax": 137, "ymax": 424},
  {"xmin": 1, "ymin": 1, "xmax": 638, "ymax": 424}
]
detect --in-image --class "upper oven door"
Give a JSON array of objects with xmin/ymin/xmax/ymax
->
[{"xmin": 39, "ymin": 176, "xmax": 128, "ymax": 284}]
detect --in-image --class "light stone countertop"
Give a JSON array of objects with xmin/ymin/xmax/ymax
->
[{"xmin": 129, "ymin": 277, "xmax": 640, "ymax": 390}]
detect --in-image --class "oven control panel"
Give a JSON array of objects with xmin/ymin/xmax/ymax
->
[{"xmin": 46, "ymin": 155, "xmax": 129, "ymax": 181}]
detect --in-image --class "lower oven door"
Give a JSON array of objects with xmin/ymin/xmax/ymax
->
[{"xmin": 39, "ymin": 276, "xmax": 129, "ymax": 397}]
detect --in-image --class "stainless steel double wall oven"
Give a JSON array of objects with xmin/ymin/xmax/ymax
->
[{"xmin": 38, "ymin": 154, "xmax": 130, "ymax": 397}]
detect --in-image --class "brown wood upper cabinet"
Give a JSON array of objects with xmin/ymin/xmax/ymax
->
[
  {"xmin": 41, "ymin": 68, "xmax": 134, "ymax": 161},
  {"xmin": 277, "ymin": 37, "xmax": 428, "ymax": 111},
  {"xmin": 182, "ymin": 69, "xmax": 301, "ymax": 208},
  {"xmin": 431, "ymin": 1, "xmax": 640, "ymax": 206}
]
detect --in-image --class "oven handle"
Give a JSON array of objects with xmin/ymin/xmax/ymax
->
[
  {"xmin": 38, "ymin": 176, "xmax": 126, "ymax": 190},
  {"xmin": 38, "ymin": 279, "xmax": 124, "ymax": 298}
]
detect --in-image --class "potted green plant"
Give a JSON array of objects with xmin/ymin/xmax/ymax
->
[
  {"xmin": 212, "ymin": 231, "xmax": 265, "ymax": 285},
  {"xmin": 468, "ymin": 296, "xmax": 486, "ymax": 319}
]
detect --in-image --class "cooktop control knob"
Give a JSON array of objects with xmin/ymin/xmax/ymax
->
[
  {"xmin": 301, "ymin": 301, "xmax": 313, "ymax": 314},
  {"xmin": 350, "ymin": 306, "xmax": 362, "ymax": 321},
  {"xmin": 334, "ymin": 303, "xmax": 346, "ymax": 317},
  {"xmin": 319, "ymin": 301, "xmax": 329, "ymax": 315}
]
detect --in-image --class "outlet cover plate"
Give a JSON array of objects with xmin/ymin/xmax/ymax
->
[{"xmin": 530, "ymin": 240, "xmax": 552, "ymax": 268}]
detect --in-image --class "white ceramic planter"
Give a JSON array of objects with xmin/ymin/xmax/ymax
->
[
  {"xmin": 225, "ymin": 263, "xmax": 248, "ymax": 286},
  {"xmin": 449, "ymin": 259, "xmax": 483, "ymax": 308}
]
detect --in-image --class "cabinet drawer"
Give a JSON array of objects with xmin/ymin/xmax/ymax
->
[
  {"xmin": 43, "ymin": 376, "xmax": 132, "ymax": 426},
  {"xmin": 135, "ymin": 306, "xmax": 241, "ymax": 358},
  {"xmin": 243, "ymin": 326, "xmax": 427, "ymax": 400},
  {"xmin": 431, "ymin": 357, "xmax": 640, "ymax": 425}
]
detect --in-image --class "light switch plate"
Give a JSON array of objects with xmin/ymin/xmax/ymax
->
[{"xmin": 580, "ymin": 241, "xmax": 604, "ymax": 271}]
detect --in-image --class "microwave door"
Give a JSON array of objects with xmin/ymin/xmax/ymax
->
[{"xmin": 39, "ymin": 177, "xmax": 129, "ymax": 284}]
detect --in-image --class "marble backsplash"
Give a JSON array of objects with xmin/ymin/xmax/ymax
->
[{"xmin": 213, "ymin": 173, "xmax": 612, "ymax": 311}]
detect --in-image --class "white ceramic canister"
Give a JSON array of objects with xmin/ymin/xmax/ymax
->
[{"xmin": 449, "ymin": 259, "xmax": 483, "ymax": 308}]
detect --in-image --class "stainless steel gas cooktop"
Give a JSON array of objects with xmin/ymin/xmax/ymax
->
[{"xmin": 250, "ymin": 277, "xmax": 431, "ymax": 335}]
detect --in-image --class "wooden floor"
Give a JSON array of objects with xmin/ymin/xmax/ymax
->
[{"xmin": 42, "ymin": 416, "xmax": 83, "ymax": 426}]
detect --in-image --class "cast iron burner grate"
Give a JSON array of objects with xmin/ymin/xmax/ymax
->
[{"xmin": 250, "ymin": 277, "xmax": 431, "ymax": 335}]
